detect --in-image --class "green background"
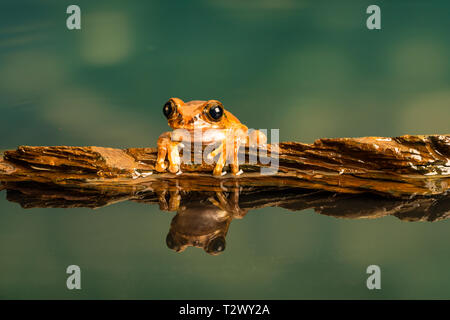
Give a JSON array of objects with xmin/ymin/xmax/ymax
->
[{"xmin": 0, "ymin": 0, "xmax": 449, "ymax": 299}]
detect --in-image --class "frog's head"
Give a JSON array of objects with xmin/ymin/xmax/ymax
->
[{"xmin": 162, "ymin": 97, "xmax": 240, "ymax": 130}]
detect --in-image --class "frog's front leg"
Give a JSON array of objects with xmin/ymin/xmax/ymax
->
[
  {"xmin": 156, "ymin": 131, "xmax": 182, "ymax": 174},
  {"xmin": 208, "ymin": 189, "xmax": 248, "ymax": 218},
  {"xmin": 207, "ymin": 140, "xmax": 226, "ymax": 176},
  {"xmin": 208, "ymin": 132, "xmax": 245, "ymax": 176}
]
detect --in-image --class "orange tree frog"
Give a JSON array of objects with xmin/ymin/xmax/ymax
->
[{"xmin": 155, "ymin": 98, "xmax": 266, "ymax": 176}]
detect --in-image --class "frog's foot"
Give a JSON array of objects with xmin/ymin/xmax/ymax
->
[
  {"xmin": 156, "ymin": 132, "xmax": 182, "ymax": 174},
  {"xmin": 208, "ymin": 189, "xmax": 247, "ymax": 218},
  {"xmin": 207, "ymin": 137, "xmax": 243, "ymax": 176},
  {"xmin": 157, "ymin": 189, "xmax": 181, "ymax": 211},
  {"xmin": 207, "ymin": 143, "xmax": 226, "ymax": 176}
]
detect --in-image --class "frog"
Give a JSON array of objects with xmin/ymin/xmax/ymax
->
[
  {"xmin": 155, "ymin": 98, "xmax": 267, "ymax": 176},
  {"xmin": 164, "ymin": 189, "xmax": 248, "ymax": 255}
]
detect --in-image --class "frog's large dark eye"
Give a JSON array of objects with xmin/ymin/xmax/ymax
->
[
  {"xmin": 163, "ymin": 101, "xmax": 176, "ymax": 119},
  {"xmin": 205, "ymin": 236, "xmax": 226, "ymax": 255},
  {"xmin": 206, "ymin": 104, "xmax": 224, "ymax": 121}
]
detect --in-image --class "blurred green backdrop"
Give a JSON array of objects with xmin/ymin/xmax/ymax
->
[{"xmin": 0, "ymin": 0, "xmax": 449, "ymax": 299}]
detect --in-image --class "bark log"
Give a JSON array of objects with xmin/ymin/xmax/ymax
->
[{"xmin": 1, "ymin": 134, "xmax": 449, "ymax": 198}]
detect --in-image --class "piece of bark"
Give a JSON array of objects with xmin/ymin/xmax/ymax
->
[{"xmin": 1, "ymin": 134, "xmax": 449, "ymax": 197}]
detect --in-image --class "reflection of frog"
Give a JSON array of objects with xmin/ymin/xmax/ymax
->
[
  {"xmin": 156, "ymin": 98, "xmax": 266, "ymax": 176},
  {"xmin": 163, "ymin": 190, "xmax": 247, "ymax": 255}
]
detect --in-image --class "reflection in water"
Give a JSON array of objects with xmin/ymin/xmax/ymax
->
[
  {"xmin": 165, "ymin": 190, "xmax": 246, "ymax": 255},
  {"xmin": 1, "ymin": 181, "xmax": 449, "ymax": 255}
]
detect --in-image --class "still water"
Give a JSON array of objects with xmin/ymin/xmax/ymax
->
[{"xmin": 0, "ymin": 0, "xmax": 449, "ymax": 299}]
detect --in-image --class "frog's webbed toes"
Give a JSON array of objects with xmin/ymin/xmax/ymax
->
[
  {"xmin": 209, "ymin": 139, "xmax": 245, "ymax": 176},
  {"xmin": 155, "ymin": 131, "xmax": 184, "ymax": 174},
  {"xmin": 207, "ymin": 143, "xmax": 227, "ymax": 176}
]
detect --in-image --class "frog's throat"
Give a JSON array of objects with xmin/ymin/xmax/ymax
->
[{"xmin": 171, "ymin": 128, "xmax": 227, "ymax": 144}]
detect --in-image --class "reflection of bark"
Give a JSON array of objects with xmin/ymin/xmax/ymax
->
[
  {"xmin": 241, "ymin": 188, "xmax": 450, "ymax": 222},
  {"xmin": 0, "ymin": 134, "xmax": 449, "ymax": 197},
  {"xmin": 2, "ymin": 182, "xmax": 449, "ymax": 222}
]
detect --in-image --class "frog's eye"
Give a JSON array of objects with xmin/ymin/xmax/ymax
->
[
  {"xmin": 206, "ymin": 104, "xmax": 224, "ymax": 121},
  {"xmin": 205, "ymin": 236, "xmax": 226, "ymax": 255},
  {"xmin": 163, "ymin": 101, "xmax": 176, "ymax": 119}
]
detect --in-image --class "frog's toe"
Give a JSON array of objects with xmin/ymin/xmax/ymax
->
[
  {"xmin": 230, "ymin": 162, "xmax": 241, "ymax": 175},
  {"xmin": 168, "ymin": 190, "xmax": 181, "ymax": 211},
  {"xmin": 168, "ymin": 163, "xmax": 180, "ymax": 174},
  {"xmin": 212, "ymin": 165, "xmax": 228, "ymax": 176},
  {"xmin": 155, "ymin": 161, "xmax": 168, "ymax": 172}
]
